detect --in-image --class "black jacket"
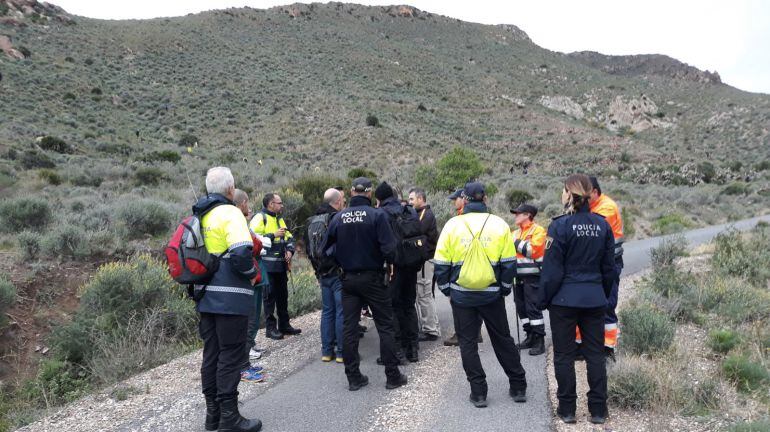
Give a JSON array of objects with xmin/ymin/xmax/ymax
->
[
  {"xmin": 415, "ymin": 204, "xmax": 439, "ymax": 257},
  {"xmin": 322, "ymin": 195, "xmax": 396, "ymax": 272}
]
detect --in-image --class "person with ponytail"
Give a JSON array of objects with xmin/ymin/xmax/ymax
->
[{"xmin": 538, "ymin": 174, "xmax": 617, "ymax": 425}]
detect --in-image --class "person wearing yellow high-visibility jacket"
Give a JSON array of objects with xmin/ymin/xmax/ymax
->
[
  {"xmin": 434, "ymin": 182, "xmax": 527, "ymax": 408},
  {"xmin": 250, "ymin": 193, "xmax": 300, "ymax": 340},
  {"xmin": 583, "ymin": 176, "xmax": 624, "ymax": 358},
  {"xmin": 510, "ymin": 204, "xmax": 547, "ymax": 356}
]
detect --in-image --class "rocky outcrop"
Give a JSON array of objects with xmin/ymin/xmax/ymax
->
[
  {"xmin": 0, "ymin": 34, "xmax": 25, "ymax": 59},
  {"xmin": 606, "ymin": 94, "xmax": 673, "ymax": 132},
  {"xmin": 495, "ymin": 24, "xmax": 531, "ymax": 43},
  {"xmin": 0, "ymin": 0, "xmax": 73, "ymax": 25},
  {"xmin": 540, "ymin": 95, "xmax": 584, "ymax": 119},
  {"xmin": 568, "ymin": 51, "xmax": 721, "ymax": 85}
]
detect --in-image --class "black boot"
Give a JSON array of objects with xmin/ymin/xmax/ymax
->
[
  {"xmin": 406, "ymin": 342, "xmax": 419, "ymax": 362},
  {"xmin": 266, "ymin": 328, "xmax": 283, "ymax": 340},
  {"xmin": 517, "ymin": 332, "xmax": 533, "ymax": 349},
  {"xmin": 204, "ymin": 396, "xmax": 219, "ymax": 431},
  {"xmin": 217, "ymin": 397, "xmax": 262, "ymax": 432},
  {"xmin": 279, "ymin": 325, "xmax": 302, "ymax": 335},
  {"xmin": 385, "ymin": 372, "xmax": 408, "ymax": 389},
  {"xmin": 529, "ymin": 335, "xmax": 545, "ymax": 356}
]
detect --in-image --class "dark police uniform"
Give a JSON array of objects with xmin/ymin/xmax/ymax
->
[
  {"xmin": 322, "ymin": 192, "xmax": 406, "ymax": 388},
  {"xmin": 539, "ymin": 203, "xmax": 616, "ymax": 420}
]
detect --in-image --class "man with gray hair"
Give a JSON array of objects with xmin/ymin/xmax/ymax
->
[
  {"xmin": 305, "ymin": 188, "xmax": 346, "ymax": 362},
  {"xmin": 193, "ymin": 167, "xmax": 262, "ymax": 432}
]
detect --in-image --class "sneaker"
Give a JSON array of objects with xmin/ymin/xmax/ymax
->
[
  {"xmin": 245, "ymin": 364, "xmax": 264, "ymax": 374},
  {"xmin": 249, "ymin": 348, "xmax": 263, "ymax": 360},
  {"xmin": 240, "ymin": 369, "xmax": 265, "ymax": 383},
  {"xmin": 321, "ymin": 355, "xmax": 333, "ymax": 362},
  {"xmin": 335, "ymin": 356, "xmax": 344, "ymax": 363}
]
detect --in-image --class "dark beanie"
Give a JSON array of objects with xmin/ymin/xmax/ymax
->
[{"xmin": 375, "ymin": 181, "xmax": 394, "ymax": 201}]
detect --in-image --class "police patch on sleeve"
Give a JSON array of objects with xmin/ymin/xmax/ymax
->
[{"xmin": 545, "ymin": 236, "xmax": 553, "ymax": 250}]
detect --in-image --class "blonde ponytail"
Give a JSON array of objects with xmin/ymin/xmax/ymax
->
[{"xmin": 562, "ymin": 174, "xmax": 592, "ymax": 214}]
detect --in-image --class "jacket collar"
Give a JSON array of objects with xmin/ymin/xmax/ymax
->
[
  {"xmin": 463, "ymin": 201, "xmax": 488, "ymax": 214},
  {"xmin": 414, "ymin": 204, "xmax": 431, "ymax": 212},
  {"xmin": 349, "ymin": 195, "xmax": 372, "ymax": 207},
  {"xmin": 261, "ymin": 208, "xmax": 278, "ymax": 217},
  {"xmin": 518, "ymin": 220, "xmax": 533, "ymax": 230},
  {"xmin": 192, "ymin": 193, "xmax": 232, "ymax": 216}
]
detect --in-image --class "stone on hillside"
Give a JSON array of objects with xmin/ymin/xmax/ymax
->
[
  {"xmin": 0, "ymin": 35, "xmax": 24, "ymax": 60},
  {"xmin": 606, "ymin": 94, "xmax": 673, "ymax": 132},
  {"xmin": 540, "ymin": 95, "xmax": 584, "ymax": 119}
]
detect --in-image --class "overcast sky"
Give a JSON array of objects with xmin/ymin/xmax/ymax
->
[{"xmin": 54, "ymin": 0, "xmax": 770, "ymax": 94}]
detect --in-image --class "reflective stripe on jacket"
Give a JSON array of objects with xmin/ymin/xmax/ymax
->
[
  {"xmin": 513, "ymin": 221, "xmax": 546, "ymax": 275},
  {"xmin": 590, "ymin": 194, "xmax": 624, "ymax": 260},
  {"xmin": 249, "ymin": 210, "xmax": 295, "ymax": 273},
  {"xmin": 434, "ymin": 205, "xmax": 516, "ymax": 307},
  {"xmin": 194, "ymin": 196, "xmax": 256, "ymax": 316}
]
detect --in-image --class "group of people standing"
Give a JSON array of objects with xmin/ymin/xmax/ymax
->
[{"xmin": 189, "ymin": 166, "xmax": 624, "ymax": 432}]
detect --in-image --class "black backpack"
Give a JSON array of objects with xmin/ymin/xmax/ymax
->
[
  {"xmin": 305, "ymin": 213, "xmax": 337, "ymax": 276},
  {"xmin": 388, "ymin": 206, "xmax": 428, "ymax": 269}
]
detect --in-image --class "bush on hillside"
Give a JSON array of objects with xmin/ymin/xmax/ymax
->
[
  {"xmin": 728, "ymin": 420, "xmax": 770, "ymax": 432},
  {"xmin": 712, "ymin": 227, "xmax": 770, "ymax": 287},
  {"xmin": 504, "ymin": 189, "xmax": 534, "ymax": 209},
  {"xmin": 608, "ymin": 356, "xmax": 657, "ymax": 409},
  {"xmin": 415, "ymin": 147, "xmax": 485, "ymax": 192},
  {"xmin": 289, "ymin": 174, "xmax": 346, "ymax": 228},
  {"xmin": 20, "ymin": 150, "xmax": 56, "ymax": 169},
  {"xmin": 0, "ymin": 275, "xmax": 16, "ymax": 328},
  {"xmin": 38, "ymin": 168, "xmax": 62, "ymax": 185},
  {"xmin": 649, "ymin": 236, "xmax": 687, "ymax": 268},
  {"xmin": 39, "ymin": 136, "xmax": 72, "ymax": 154},
  {"xmin": 140, "ymin": 150, "xmax": 181, "ymax": 164},
  {"xmin": 70, "ymin": 173, "xmax": 103, "ymax": 187},
  {"xmin": 721, "ymin": 182, "xmax": 750, "ymax": 196},
  {"xmin": 17, "ymin": 231, "xmax": 42, "ymax": 260},
  {"xmin": 619, "ymin": 302, "xmax": 675, "ymax": 355},
  {"xmin": 178, "ymin": 133, "xmax": 199, "ymax": 147},
  {"xmin": 21, "ymin": 359, "xmax": 90, "ymax": 407},
  {"xmin": 116, "ymin": 199, "xmax": 172, "ymax": 238},
  {"xmin": 287, "ymin": 268, "xmax": 322, "ymax": 317},
  {"xmin": 41, "ymin": 225, "xmax": 89, "ymax": 258},
  {"xmin": 0, "ymin": 197, "xmax": 52, "ymax": 232},
  {"xmin": 708, "ymin": 329, "xmax": 741, "ymax": 354},
  {"xmin": 365, "ymin": 114, "xmax": 380, "ymax": 127},
  {"xmin": 652, "ymin": 213, "xmax": 694, "ymax": 235},
  {"xmin": 722, "ymin": 354, "xmax": 770, "ymax": 393},
  {"xmin": 134, "ymin": 167, "xmax": 166, "ymax": 186}
]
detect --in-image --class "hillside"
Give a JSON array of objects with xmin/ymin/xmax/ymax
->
[{"xmin": 0, "ymin": 1, "xmax": 769, "ymax": 427}]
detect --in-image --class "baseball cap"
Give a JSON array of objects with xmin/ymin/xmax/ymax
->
[
  {"xmin": 447, "ymin": 188, "xmax": 464, "ymax": 200},
  {"xmin": 463, "ymin": 182, "xmax": 485, "ymax": 202},
  {"xmin": 510, "ymin": 203, "xmax": 538, "ymax": 217},
  {"xmin": 352, "ymin": 177, "xmax": 373, "ymax": 192}
]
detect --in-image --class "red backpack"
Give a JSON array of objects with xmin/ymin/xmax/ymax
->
[{"xmin": 165, "ymin": 207, "xmax": 224, "ymax": 300}]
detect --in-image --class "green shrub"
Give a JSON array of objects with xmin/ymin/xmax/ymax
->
[
  {"xmin": 484, "ymin": 182, "xmax": 498, "ymax": 197},
  {"xmin": 721, "ymin": 182, "xmax": 750, "ymax": 196},
  {"xmin": 134, "ymin": 167, "xmax": 166, "ymax": 186},
  {"xmin": 42, "ymin": 225, "xmax": 89, "ymax": 258},
  {"xmin": 621, "ymin": 206, "xmax": 636, "ymax": 239},
  {"xmin": 754, "ymin": 161, "xmax": 770, "ymax": 171},
  {"xmin": 17, "ymin": 231, "xmax": 42, "ymax": 260},
  {"xmin": 38, "ymin": 168, "xmax": 62, "ymax": 185},
  {"xmin": 22, "ymin": 360, "xmax": 90, "ymax": 407},
  {"xmin": 20, "ymin": 150, "xmax": 56, "ymax": 169},
  {"xmin": 90, "ymin": 87, "xmax": 102, "ymax": 95},
  {"xmin": 0, "ymin": 275, "xmax": 16, "ymax": 328},
  {"xmin": 70, "ymin": 173, "xmax": 103, "ymax": 187},
  {"xmin": 680, "ymin": 377, "xmax": 721, "ymax": 415},
  {"xmin": 116, "ymin": 199, "xmax": 172, "ymax": 238},
  {"xmin": 415, "ymin": 147, "xmax": 485, "ymax": 192},
  {"xmin": 649, "ymin": 236, "xmax": 687, "ymax": 268},
  {"xmin": 504, "ymin": 189, "xmax": 534, "ymax": 209},
  {"xmin": 17, "ymin": 46, "xmax": 31, "ymax": 58},
  {"xmin": 365, "ymin": 114, "xmax": 380, "ymax": 127},
  {"xmin": 708, "ymin": 329, "xmax": 740, "ymax": 354},
  {"xmin": 287, "ymin": 267, "xmax": 322, "ymax": 317},
  {"xmin": 729, "ymin": 420, "xmax": 770, "ymax": 432},
  {"xmin": 712, "ymin": 228, "xmax": 770, "ymax": 287},
  {"xmin": 608, "ymin": 356, "xmax": 657, "ymax": 409},
  {"xmin": 39, "ymin": 136, "xmax": 72, "ymax": 154},
  {"xmin": 722, "ymin": 354, "xmax": 770, "ymax": 392},
  {"xmin": 347, "ymin": 168, "xmax": 378, "ymax": 183},
  {"xmin": 0, "ymin": 197, "xmax": 52, "ymax": 232},
  {"xmin": 289, "ymin": 174, "xmax": 346, "ymax": 228},
  {"xmin": 63, "ymin": 92, "xmax": 76, "ymax": 101},
  {"xmin": 141, "ymin": 150, "xmax": 181, "ymax": 164},
  {"xmin": 697, "ymin": 161, "xmax": 716, "ymax": 183},
  {"xmin": 652, "ymin": 213, "xmax": 694, "ymax": 235},
  {"xmin": 619, "ymin": 302, "xmax": 675, "ymax": 355},
  {"xmin": 178, "ymin": 133, "xmax": 199, "ymax": 147}
]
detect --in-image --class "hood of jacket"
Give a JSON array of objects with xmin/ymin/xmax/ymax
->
[{"xmin": 192, "ymin": 193, "xmax": 233, "ymax": 216}]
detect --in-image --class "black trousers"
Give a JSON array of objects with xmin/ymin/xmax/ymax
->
[
  {"xmin": 549, "ymin": 305, "xmax": 607, "ymax": 416},
  {"xmin": 264, "ymin": 271, "xmax": 290, "ymax": 331},
  {"xmin": 200, "ymin": 312, "xmax": 248, "ymax": 400},
  {"xmin": 389, "ymin": 266, "xmax": 419, "ymax": 347},
  {"xmin": 452, "ymin": 297, "xmax": 527, "ymax": 397},
  {"xmin": 514, "ymin": 276, "xmax": 545, "ymax": 336},
  {"xmin": 341, "ymin": 270, "xmax": 401, "ymax": 382}
]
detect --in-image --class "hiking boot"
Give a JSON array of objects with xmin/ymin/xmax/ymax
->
[
  {"xmin": 590, "ymin": 414, "xmax": 606, "ymax": 424},
  {"xmin": 443, "ymin": 333, "xmax": 459, "ymax": 346},
  {"xmin": 509, "ymin": 388, "xmax": 527, "ymax": 403},
  {"xmin": 406, "ymin": 343, "xmax": 419, "ymax": 362},
  {"xmin": 217, "ymin": 397, "xmax": 262, "ymax": 432},
  {"xmin": 279, "ymin": 326, "xmax": 302, "ymax": 336},
  {"xmin": 558, "ymin": 412, "xmax": 577, "ymax": 424},
  {"xmin": 517, "ymin": 333, "xmax": 533, "ymax": 349},
  {"xmin": 204, "ymin": 396, "xmax": 219, "ymax": 431},
  {"xmin": 348, "ymin": 375, "xmax": 369, "ymax": 391},
  {"xmin": 529, "ymin": 335, "xmax": 545, "ymax": 356},
  {"xmin": 469, "ymin": 393, "xmax": 488, "ymax": 408},
  {"xmin": 418, "ymin": 332, "xmax": 438, "ymax": 342},
  {"xmin": 385, "ymin": 373, "xmax": 408, "ymax": 390},
  {"xmin": 266, "ymin": 328, "xmax": 283, "ymax": 340}
]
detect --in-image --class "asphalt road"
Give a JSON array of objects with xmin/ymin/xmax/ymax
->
[{"xmin": 204, "ymin": 214, "xmax": 770, "ymax": 432}]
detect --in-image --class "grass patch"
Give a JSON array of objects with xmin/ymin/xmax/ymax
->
[
  {"xmin": 652, "ymin": 213, "xmax": 694, "ymax": 235},
  {"xmin": 708, "ymin": 329, "xmax": 741, "ymax": 354},
  {"xmin": 722, "ymin": 354, "xmax": 770, "ymax": 393}
]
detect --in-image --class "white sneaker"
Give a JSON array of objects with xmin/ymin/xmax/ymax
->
[{"xmin": 249, "ymin": 348, "xmax": 262, "ymax": 360}]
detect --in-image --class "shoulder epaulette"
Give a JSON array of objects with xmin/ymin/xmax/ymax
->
[{"xmin": 551, "ymin": 214, "xmax": 568, "ymax": 221}]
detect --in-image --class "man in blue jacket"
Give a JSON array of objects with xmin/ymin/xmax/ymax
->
[{"xmin": 322, "ymin": 177, "xmax": 408, "ymax": 391}]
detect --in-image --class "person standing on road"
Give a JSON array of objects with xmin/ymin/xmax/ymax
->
[
  {"xmin": 322, "ymin": 177, "xmax": 408, "ymax": 391},
  {"xmin": 305, "ymin": 188, "xmax": 346, "ymax": 363},
  {"xmin": 408, "ymin": 187, "xmax": 441, "ymax": 342},
  {"xmin": 510, "ymin": 204, "xmax": 547, "ymax": 356},
  {"xmin": 250, "ymin": 193, "xmax": 302, "ymax": 340},
  {"xmin": 194, "ymin": 167, "xmax": 262, "ymax": 432},
  {"xmin": 434, "ymin": 182, "xmax": 527, "ymax": 408},
  {"xmin": 587, "ymin": 176, "xmax": 624, "ymax": 358},
  {"xmin": 539, "ymin": 174, "xmax": 616, "ymax": 425}
]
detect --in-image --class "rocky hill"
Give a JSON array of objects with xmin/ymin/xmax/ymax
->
[{"xmin": 567, "ymin": 51, "xmax": 722, "ymax": 84}]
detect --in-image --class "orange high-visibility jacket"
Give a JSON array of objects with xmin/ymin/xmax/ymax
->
[
  {"xmin": 590, "ymin": 194, "xmax": 624, "ymax": 259},
  {"xmin": 512, "ymin": 221, "xmax": 546, "ymax": 276}
]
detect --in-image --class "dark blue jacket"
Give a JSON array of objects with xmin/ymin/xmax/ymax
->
[
  {"xmin": 538, "ymin": 204, "xmax": 616, "ymax": 309},
  {"xmin": 322, "ymin": 195, "xmax": 397, "ymax": 272}
]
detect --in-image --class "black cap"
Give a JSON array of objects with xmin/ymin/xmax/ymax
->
[
  {"xmin": 447, "ymin": 188, "xmax": 464, "ymax": 200},
  {"xmin": 589, "ymin": 176, "xmax": 601, "ymax": 194},
  {"xmin": 510, "ymin": 203, "xmax": 538, "ymax": 217},
  {"xmin": 352, "ymin": 177, "xmax": 372, "ymax": 193},
  {"xmin": 374, "ymin": 181, "xmax": 394, "ymax": 201},
  {"xmin": 463, "ymin": 182, "xmax": 485, "ymax": 202}
]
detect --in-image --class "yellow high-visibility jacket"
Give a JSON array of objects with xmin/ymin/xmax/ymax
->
[{"xmin": 249, "ymin": 210, "xmax": 295, "ymax": 273}]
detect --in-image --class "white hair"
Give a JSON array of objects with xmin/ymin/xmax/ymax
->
[{"xmin": 205, "ymin": 166, "xmax": 234, "ymax": 195}]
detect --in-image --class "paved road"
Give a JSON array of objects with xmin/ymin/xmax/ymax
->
[{"xmin": 225, "ymin": 213, "xmax": 770, "ymax": 432}]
